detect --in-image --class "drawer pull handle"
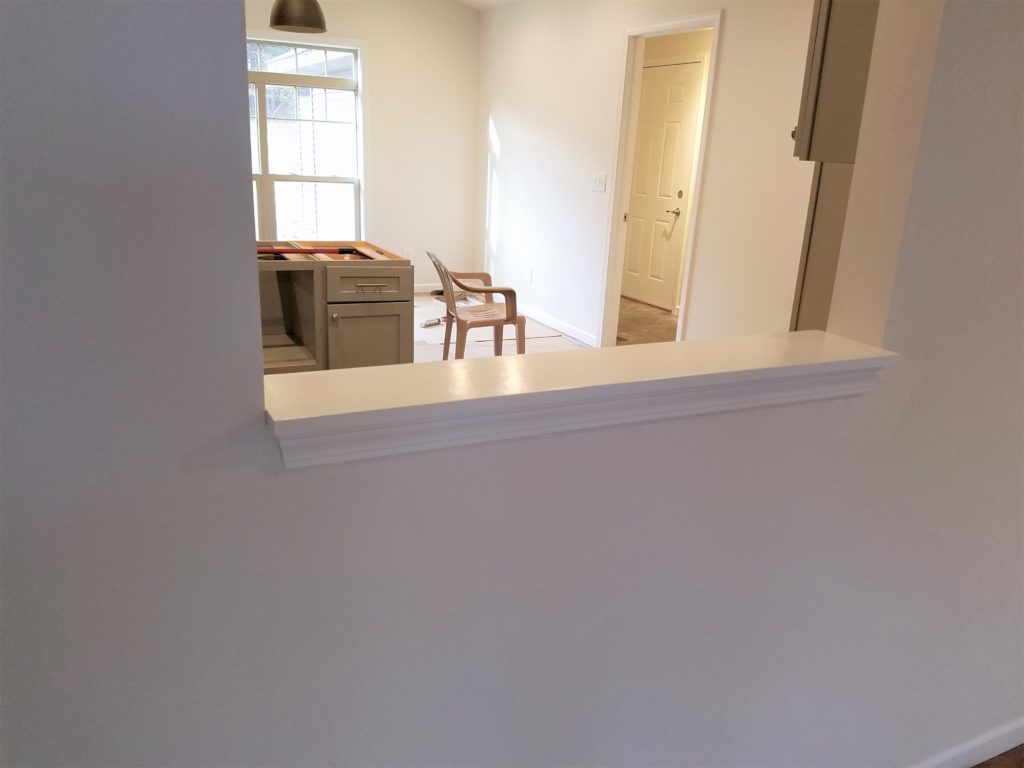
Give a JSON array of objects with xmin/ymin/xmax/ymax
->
[{"xmin": 354, "ymin": 282, "xmax": 388, "ymax": 288}]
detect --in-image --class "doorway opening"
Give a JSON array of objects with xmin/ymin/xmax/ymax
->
[{"xmin": 603, "ymin": 16, "xmax": 719, "ymax": 347}]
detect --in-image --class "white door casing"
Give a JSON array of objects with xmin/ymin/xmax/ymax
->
[{"xmin": 622, "ymin": 61, "xmax": 702, "ymax": 310}]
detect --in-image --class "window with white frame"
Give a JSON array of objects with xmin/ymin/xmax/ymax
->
[{"xmin": 247, "ymin": 41, "xmax": 361, "ymax": 241}]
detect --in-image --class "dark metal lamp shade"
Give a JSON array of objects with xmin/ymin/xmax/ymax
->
[{"xmin": 269, "ymin": 0, "xmax": 327, "ymax": 33}]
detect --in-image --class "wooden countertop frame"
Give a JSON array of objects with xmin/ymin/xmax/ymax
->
[{"xmin": 257, "ymin": 241, "xmax": 408, "ymax": 262}]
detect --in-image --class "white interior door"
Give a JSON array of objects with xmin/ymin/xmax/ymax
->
[{"xmin": 622, "ymin": 61, "xmax": 702, "ymax": 311}]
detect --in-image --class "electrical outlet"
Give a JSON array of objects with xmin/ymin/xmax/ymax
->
[{"xmin": 592, "ymin": 173, "xmax": 607, "ymax": 193}]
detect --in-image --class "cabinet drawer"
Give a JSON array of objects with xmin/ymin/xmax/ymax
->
[{"xmin": 325, "ymin": 265, "xmax": 412, "ymax": 302}]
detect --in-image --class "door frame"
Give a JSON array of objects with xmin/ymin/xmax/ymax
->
[{"xmin": 598, "ymin": 12, "xmax": 722, "ymax": 347}]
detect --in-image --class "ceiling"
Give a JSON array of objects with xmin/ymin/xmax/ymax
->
[{"xmin": 454, "ymin": 0, "xmax": 519, "ymax": 9}]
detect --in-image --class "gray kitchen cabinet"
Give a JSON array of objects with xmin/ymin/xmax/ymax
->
[
  {"xmin": 259, "ymin": 242, "xmax": 414, "ymax": 374},
  {"xmin": 327, "ymin": 301, "xmax": 413, "ymax": 369}
]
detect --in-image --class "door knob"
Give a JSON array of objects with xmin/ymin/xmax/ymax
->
[{"xmin": 666, "ymin": 208, "xmax": 681, "ymax": 216}]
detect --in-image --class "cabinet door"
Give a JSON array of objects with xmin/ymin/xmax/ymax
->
[
  {"xmin": 327, "ymin": 302, "xmax": 413, "ymax": 369},
  {"xmin": 794, "ymin": 0, "xmax": 879, "ymax": 163}
]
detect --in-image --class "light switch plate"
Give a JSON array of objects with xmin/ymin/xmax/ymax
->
[{"xmin": 592, "ymin": 173, "xmax": 607, "ymax": 193}]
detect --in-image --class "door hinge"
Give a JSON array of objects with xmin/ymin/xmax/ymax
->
[{"xmin": 623, "ymin": 213, "xmax": 629, "ymax": 222}]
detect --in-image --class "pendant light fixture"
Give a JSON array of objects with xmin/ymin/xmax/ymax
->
[{"xmin": 269, "ymin": 0, "xmax": 327, "ymax": 33}]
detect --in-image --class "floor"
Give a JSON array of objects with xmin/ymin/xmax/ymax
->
[
  {"xmin": 974, "ymin": 744, "xmax": 1024, "ymax": 768},
  {"xmin": 414, "ymin": 293, "xmax": 679, "ymax": 360},
  {"xmin": 616, "ymin": 296, "xmax": 678, "ymax": 345},
  {"xmin": 413, "ymin": 294, "xmax": 586, "ymax": 363}
]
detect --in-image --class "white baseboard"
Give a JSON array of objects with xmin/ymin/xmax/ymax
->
[
  {"xmin": 907, "ymin": 715, "xmax": 1024, "ymax": 768},
  {"xmin": 415, "ymin": 282, "xmax": 441, "ymax": 294},
  {"xmin": 517, "ymin": 302, "xmax": 597, "ymax": 347}
]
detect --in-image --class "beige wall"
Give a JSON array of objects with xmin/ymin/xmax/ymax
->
[
  {"xmin": 1, "ymin": 1, "xmax": 1022, "ymax": 767},
  {"xmin": 244, "ymin": 0, "xmax": 481, "ymax": 284},
  {"xmin": 479, "ymin": 1, "xmax": 815, "ymax": 344}
]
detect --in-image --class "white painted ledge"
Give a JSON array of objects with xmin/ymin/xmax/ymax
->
[{"xmin": 265, "ymin": 331, "xmax": 898, "ymax": 469}]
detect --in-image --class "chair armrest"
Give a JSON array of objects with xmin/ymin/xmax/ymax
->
[{"xmin": 450, "ymin": 276, "xmax": 518, "ymax": 319}]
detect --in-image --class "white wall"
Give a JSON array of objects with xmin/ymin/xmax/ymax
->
[
  {"xmin": 478, "ymin": 1, "xmax": 815, "ymax": 345},
  {"xmin": 1, "ymin": 2, "xmax": 1022, "ymax": 767},
  {"xmin": 244, "ymin": 0, "xmax": 481, "ymax": 284}
]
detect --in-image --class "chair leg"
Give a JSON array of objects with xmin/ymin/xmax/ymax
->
[
  {"xmin": 442, "ymin": 316, "xmax": 453, "ymax": 361},
  {"xmin": 493, "ymin": 325, "xmax": 503, "ymax": 356},
  {"xmin": 455, "ymin": 322, "xmax": 468, "ymax": 359},
  {"xmin": 516, "ymin": 316, "xmax": 526, "ymax": 354}
]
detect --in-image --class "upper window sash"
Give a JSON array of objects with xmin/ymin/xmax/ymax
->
[
  {"xmin": 247, "ymin": 71, "xmax": 358, "ymax": 92},
  {"xmin": 247, "ymin": 40, "xmax": 358, "ymax": 82}
]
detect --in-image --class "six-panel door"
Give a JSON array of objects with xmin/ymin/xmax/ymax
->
[{"xmin": 622, "ymin": 61, "xmax": 702, "ymax": 312}]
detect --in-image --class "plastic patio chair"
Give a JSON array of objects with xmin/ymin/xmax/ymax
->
[{"xmin": 427, "ymin": 251, "xmax": 526, "ymax": 360}]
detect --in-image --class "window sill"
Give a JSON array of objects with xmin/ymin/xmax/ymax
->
[{"xmin": 264, "ymin": 331, "xmax": 897, "ymax": 469}]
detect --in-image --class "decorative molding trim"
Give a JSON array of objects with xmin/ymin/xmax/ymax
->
[
  {"xmin": 906, "ymin": 715, "xmax": 1024, "ymax": 768},
  {"xmin": 625, "ymin": 11, "xmax": 722, "ymax": 37},
  {"xmin": 267, "ymin": 334, "xmax": 897, "ymax": 469},
  {"xmin": 518, "ymin": 302, "xmax": 598, "ymax": 347},
  {"xmin": 415, "ymin": 281, "xmax": 441, "ymax": 294}
]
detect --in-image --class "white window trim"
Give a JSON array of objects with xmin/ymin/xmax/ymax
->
[
  {"xmin": 265, "ymin": 330, "xmax": 897, "ymax": 468},
  {"xmin": 248, "ymin": 39, "xmax": 362, "ymax": 241}
]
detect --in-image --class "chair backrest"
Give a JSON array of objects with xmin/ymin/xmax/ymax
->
[{"xmin": 426, "ymin": 251, "xmax": 458, "ymax": 318}]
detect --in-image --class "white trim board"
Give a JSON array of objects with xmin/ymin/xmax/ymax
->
[
  {"xmin": 265, "ymin": 331, "xmax": 896, "ymax": 468},
  {"xmin": 517, "ymin": 302, "xmax": 598, "ymax": 348},
  {"xmin": 906, "ymin": 715, "xmax": 1024, "ymax": 768}
]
